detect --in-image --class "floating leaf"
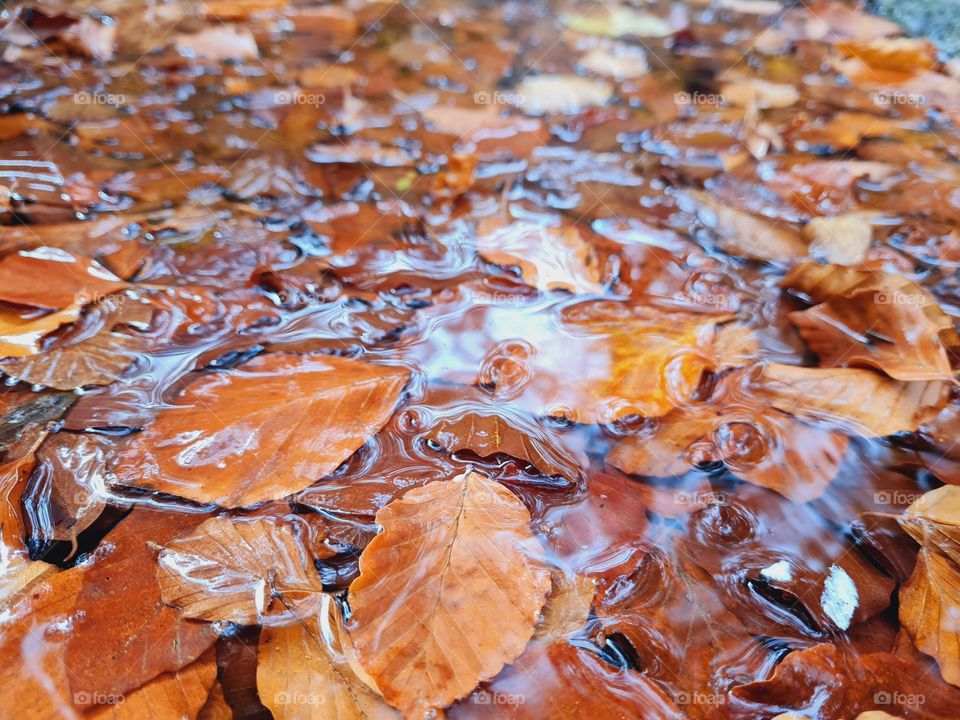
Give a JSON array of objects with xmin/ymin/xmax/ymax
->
[
  {"xmin": 113, "ymin": 353, "xmax": 409, "ymax": 507},
  {"xmin": 476, "ymin": 219, "xmax": 604, "ymax": 294},
  {"xmin": 609, "ymin": 372, "xmax": 849, "ymax": 503},
  {"xmin": 563, "ymin": 7, "xmax": 675, "ymax": 38},
  {"xmin": 688, "ymin": 191, "xmax": 808, "ymax": 261},
  {"xmin": 347, "ymin": 470, "xmax": 550, "ymax": 717},
  {"xmin": 156, "ymin": 515, "xmax": 325, "ymax": 626},
  {"xmin": 0, "ymin": 247, "xmax": 128, "ymax": 311},
  {"xmin": 804, "ymin": 213, "xmax": 875, "ymax": 265},
  {"xmin": 424, "ymin": 410, "xmax": 582, "ymax": 482}
]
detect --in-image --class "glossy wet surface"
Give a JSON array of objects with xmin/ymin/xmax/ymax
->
[{"xmin": 1, "ymin": 0, "xmax": 960, "ymax": 718}]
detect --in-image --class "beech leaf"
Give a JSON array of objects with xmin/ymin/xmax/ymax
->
[
  {"xmin": 113, "ymin": 353, "xmax": 409, "ymax": 507},
  {"xmin": 754, "ymin": 363, "xmax": 950, "ymax": 437},
  {"xmin": 156, "ymin": 515, "xmax": 326, "ymax": 626},
  {"xmin": 476, "ymin": 219, "xmax": 604, "ymax": 294},
  {"xmin": 783, "ymin": 263, "xmax": 958, "ymax": 381},
  {"xmin": 258, "ymin": 596, "xmax": 398, "ymax": 719},
  {"xmin": 347, "ymin": 470, "xmax": 551, "ymax": 717}
]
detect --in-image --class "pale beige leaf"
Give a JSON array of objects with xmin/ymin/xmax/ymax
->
[
  {"xmin": 755, "ymin": 363, "xmax": 950, "ymax": 437},
  {"xmin": 534, "ymin": 571, "xmax": 596, "ymax": 643},
  {"xmin": 804, "ymin": 213, "xmax": 875, "ymax": 266},
  {"xmin": 477, "ymin": 219, "xmax": 604, "ymax": 294},
  {"xmin": 563, "ymin": 7, "xmax": 675, "ymax": 38},
  {"xmin": 157, "ymin": 516, "xmax": 325, "ymax": 626},
  {"xmin": 722, "ymin": 79, "xmax": 800, "ymax": 109},
  {"xmin": 259, "ymin": 597, "xmax": 398, "ymax": 720},
  {"xmin": 347, "ymin": 470, "xmax": 551, "ymax": 717},
  {"xmin": 512, "ymin": 76, "xmax": 612, "ymax": 115},
  {"xmin": 899, "ymin": 548, "xmax": 960, "ymax": 687}
]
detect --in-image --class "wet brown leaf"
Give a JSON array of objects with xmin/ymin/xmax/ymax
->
[
  {"xmin": 754, "ymin": 363, "xmax": 950, "ymax": 437},
  {"xmin": 258, "ymin": 597, "xmax": 398, "ymax": 720},
  {"xmin": 783, "ymin": 263, "xmax": 958, "ymax": 381},
  {"xmin": 113, "ymin": 353, "xmax": 408, "ymax": 507},
  {"xmin": 156, "ymin": 515, "xmax": 325, "ymax": 626},
  {"xmin": 347, "ymin": 470, "xmax": 551, "ymax": 717}
]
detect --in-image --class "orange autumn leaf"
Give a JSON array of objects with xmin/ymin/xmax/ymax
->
[
  {"xmin": 899, "ymin": 548, "xmax": 960, "ymax": 688},
  {"xmin": 534, "ymin": 571, "xmax": 596, "ymax": 643},
  {"xmin": 156, "ymin": 516, "xmax": 325, "ymax": 626},
  {"xmin": 687, "ymin": 190, "xmax": 808, "ymax": 262},
  {"xmin": 423, "ymin": 410, "xmax": 582, "ymax": 482},
  {"xmin": 836, "ymin": 37, "xmax": 938, "ymax": 73},
  {"xmin": 66, "ymin": 510, "xmax": 218, "ymax": 706},
  {"xmin": 783, "ymin": 262, "xmax": 958, "ymax": 381},
  {"xmin": 0, "ymin": 296, "xmax": 152, "ymax": 388},
  {"xmin": 608, "ymin": 373, "xmax": 849, "ymax": 503},
  {"xmin": 0, "ymin": 247, "xmax": 128, "ymax": 311},
  {"xmin": 258, "ymin": 597, "xmax": 398, "ymax": 720},
  {"xmin": 0, "ymin": 303, "xmax": 82, "ymax": 359},
  {"xmin": 754, "ymin": 362, "xmax": 949, "ymax": 437},
  {"xmin": 476, "ymin": 218, "xmax": 604, "ymax": 294},
  {"xmin": 113, "ymin": 353, "xmax": 408, "ymax": 507},
  {"xmin": 88, "ymin": 648, "xmax": 218, "ymax": 720},
  {"xmin": 347, "ymin": 470, "xmax": 550, "ymax": 717},
  {"xmin": 478, "ymin": 301, "xmax": 733, "ymax": 423}
]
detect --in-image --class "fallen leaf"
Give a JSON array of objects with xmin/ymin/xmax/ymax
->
[
  {"xmin": 804, "ymin": 213, "xmax": 875, "ymax": 265},
  {"xmin": 156, "ymin": 515, "xmax": 325, "ymax": 626},
  {"xmin": 0, "ymin": 422, "xmax": 49, "ymax": 553},
  {"xmin": 534, "ymin": 571, "xmax": 596, "ymax": 643},
  {"xmin": 476, "ymin": 301, "xmax": 732, "ymax": 423},
  {"xmin": 204, "ymin": 0, "xmax": 287, "ymax": 21},
  {"xmin": 0, "ymin": 247, "xmax": 128, "ymax": 311},
  {"xmin": 347, "ymin": 470, "xmax": 550, "ymax": 717},
  {"xmin": 900, "ymin": 485, "xmax": 960, "ymax": 561},
  {"xmin": 0, "ymin": 567, "xmax": 85, "ymax": 717},
  {"xmin": 754, "ymin": 362, "xmax": 950, "ymax": 437},
  {"xmin": 113, "ymin": 353, "xmax": 409, "ymax": 507},
  {"xmin": 476, "ymin": 218, "xmax": 604, "ymax": 294},
  {"xmin": 0, "ymin": 296, "xmax": 152, "ymax": 389},
  {"xmin": 722, "ymin": 79, "xmax": 800, "ymax": 109},
  {"xmin": 258, "ymin": 596, "xmax": 398, "ymax": 719},
  {"xmin": 424, "ymin": 410, "xmax": 582, "ymax": 482},
  {"xmin": 608, "ymin": 372, "xmax": 849, "ymax": 503},
  {"xmin": 448, "ymin": 642, "xmax": 682, "ymax": 719},
  {"xmin": 23, "ymin": 431, "xmax": 110, "ymax": 552},
  {"xmin": 0, "ymin": 303, "xmax": 82, "ymax": 359},
  {"xmin": 512, "ymin": 75, "xmax": 613, "ymax": 115},
  {"xmin": 175, "ymin": 25, "xmax": 259, "ymax": 60},
  {"xmin": 0, "ymin": 553, "xmax": 57, "ymax": 606},
  {"xmin": 899, "ymin": 547, "xmax": 960, "ymax": 687},
  {"xmin": 88, "ymin": 648, "xmax": 218, "ymax": 720},
  {"xmin": 66, "ymin": 509, "xmax": 218, "ymax": 706},
  {"xmin": 837, "ymin": 37, "xmax": 938, "ymax": 73},
  {"xmin": 563, "ymin": 7, "xmax": 675, "ymax": 38},
  {"xmin": 578, "ymin": 46, "xmax": 649, "ymax": 80},
  {"xmin": 687, "ymin": 190, "xmax": 808, "ymax": 261},
  {"xmin": 783, "ymin": 263, "xmax": 957, "ymax": 381}
]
